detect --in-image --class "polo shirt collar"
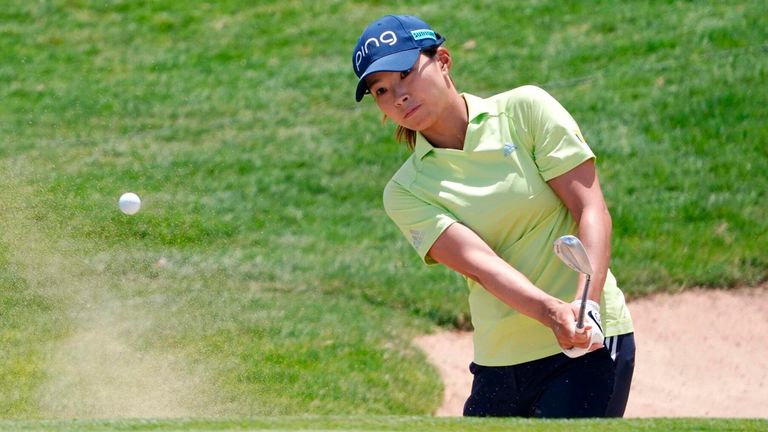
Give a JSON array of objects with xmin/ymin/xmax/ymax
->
[
  {"xmin": 464, "ymin": 92, "xmax": 497, "ymax": 124},
  {"xmin": 414, "ymin": 132, "xmax": 434, "ymax": 160},
  {"xmin": 414, "ymin": 93, "xmax": 497, "ymax": 159}
]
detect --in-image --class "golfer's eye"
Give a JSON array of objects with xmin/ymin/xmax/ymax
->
[
  {"xmin": 400, "ymin": 69, "xmax": 411, "ymax": 79},
  {"xmin": 374, "ymin": 87, "xmax": 387, "ymax": 96}
]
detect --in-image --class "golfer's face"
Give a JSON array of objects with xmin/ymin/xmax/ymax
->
[{"xmin": 366, "ymin": 53, "xmax": 448, "ymax": 132}]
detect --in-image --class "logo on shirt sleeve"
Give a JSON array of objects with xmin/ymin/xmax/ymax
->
[{"xmin": 409, "ymin": 229, "xmax": 424, "ymax": 249}]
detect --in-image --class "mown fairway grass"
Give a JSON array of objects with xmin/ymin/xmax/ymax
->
[
  {"xmin": 1, "ymin": 0, "xmax": 766, "ymax": 430},
  {"xmin": 1, "ymin": 417, "xmax": 767, "ymax": 432}
]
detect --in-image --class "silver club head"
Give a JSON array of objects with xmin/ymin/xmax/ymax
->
[{"xmin": 553, "ymin": 235, "xmax": 594, "ymax": 276}]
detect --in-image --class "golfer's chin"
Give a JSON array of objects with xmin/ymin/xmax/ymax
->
[{"xmin": 403, "ymin": 119, "xmax": 440, "ymax": 139}]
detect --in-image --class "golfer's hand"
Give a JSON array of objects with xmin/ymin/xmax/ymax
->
[
  {"xmin": 561, "ymin": 300, "xmax": 605, "ymax": 358},
  {"xmin": 547, "ymin": 301, "xmax": 592, "ymax": 351}
]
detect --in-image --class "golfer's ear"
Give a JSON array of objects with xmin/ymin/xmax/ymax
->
[{"xmin": 436, "ymin": 47, "xmax": 452, "ymax": 72}]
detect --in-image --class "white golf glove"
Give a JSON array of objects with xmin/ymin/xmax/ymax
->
[{"xmin": 562, "ymin": 300, "xmax": 605, "ymax": 358}]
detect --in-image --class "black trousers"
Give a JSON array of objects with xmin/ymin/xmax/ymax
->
[
  {"xmin": 464, "ymin": 333, "xmax": 635, "ymax": 418},
  {"xmin": 604, "ymin": 332, "xmax": 636, "ymax": 417},
  {"xmin": 463, "ymin": 348, "xmax": 615, "ymax": 418}
]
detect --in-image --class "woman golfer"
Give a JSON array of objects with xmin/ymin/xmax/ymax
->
[{"xmin": 352, "ymin": 15, "xmax": 635, "ymax": 418}]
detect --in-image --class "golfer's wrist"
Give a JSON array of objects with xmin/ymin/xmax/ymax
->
[
  {"xmin": 572, "ymin": 299, "xmax": 600, "ymax": 310},
  {"xmin": 574, "ymin": 292, "xmax": 602, "ymax": 304},
  {"xmin": 539, "ymin": 297, "xmax": 569, "ymax": 329}
]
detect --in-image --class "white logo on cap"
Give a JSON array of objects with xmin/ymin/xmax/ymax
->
[{"xmin": 355, "ymin": 31, "xmax": 398, "ymax": 72}]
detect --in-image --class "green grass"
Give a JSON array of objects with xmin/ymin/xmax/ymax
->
[
  {"xmin": 1, "ymin": 0, "xmax": 766, "ymax": 426},
  {"xmin": 1, "ymin": 417, "xmax": 766, "ymax": 432},
  {"xmin": 0, "ymin": 247, "xmax": 67, "ymax": 417}
]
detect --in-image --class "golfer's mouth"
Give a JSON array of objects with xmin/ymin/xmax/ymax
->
[{"xmin": 404, "ymin": 104, "xmax": 421, "ymax": 119}]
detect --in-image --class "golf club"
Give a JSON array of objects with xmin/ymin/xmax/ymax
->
[{"xmin": 553, "ymin": 235, "xmax": 593, "ymax": 329}]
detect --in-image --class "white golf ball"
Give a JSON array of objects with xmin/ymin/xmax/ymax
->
[{"xmin": 118, "ymin": 192, "xmax": 141, "ymax": 215}]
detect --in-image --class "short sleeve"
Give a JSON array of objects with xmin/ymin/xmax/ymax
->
[
  {"xmin": 517, "ymin": 86, "xmax": 595, "ymax": 181},
  {"xmin": 383, "ymin": 179, "xmax": 457, "ymax": 265}
]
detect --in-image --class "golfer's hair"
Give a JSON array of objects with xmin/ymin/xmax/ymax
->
[
  {"xmin": 393, "ymin": 47, "xmax": 440, "ymax": 151},
  {"xmin": 395, "ymin": 123, "xmax": 418, "ymax": 151}
]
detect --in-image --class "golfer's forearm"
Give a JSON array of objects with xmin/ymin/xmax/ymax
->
[
  {"xmin": 428, "ymin": 222, "xmax": 565, "ymax": 327},
  {"xmin": 472, "ymin": 257, "xmax": 565, "ymax": 327},
  {"xmin": 576, "ymin": 205, "xmax": 612, "ymax": 302}
]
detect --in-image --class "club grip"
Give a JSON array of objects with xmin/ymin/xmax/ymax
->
[{"xmin": 576, "ymin": 275, "xmax": 591, "ymax": 328}]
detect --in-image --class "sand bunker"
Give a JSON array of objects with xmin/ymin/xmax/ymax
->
[{"xmin": 414, "ymin": 286, "xmax": 768, "ymax": 418}]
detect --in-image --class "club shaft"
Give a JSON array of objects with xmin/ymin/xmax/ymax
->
[{"xmin": 576, "ymin": 275, "xmax": 591, "ymax": 329}]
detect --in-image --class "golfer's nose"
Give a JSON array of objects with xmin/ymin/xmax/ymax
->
[{"xmin": 393, "ymin": 85, "xmax": 409, "ymax": 106}]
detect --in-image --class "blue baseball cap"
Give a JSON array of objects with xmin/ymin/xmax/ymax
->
[{"xmin": 352, "ymin": 15, "xmax": 444, "ymax": 102}]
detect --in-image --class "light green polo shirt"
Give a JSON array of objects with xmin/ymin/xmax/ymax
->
[{"xmin": 383, "ymin": 85, "xmax": 633, "ymax": 366}]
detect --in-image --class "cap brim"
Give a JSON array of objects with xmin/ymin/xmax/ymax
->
[{"xmin": 355, "ymin": 48, "xmax": 421, "ymax": 102}]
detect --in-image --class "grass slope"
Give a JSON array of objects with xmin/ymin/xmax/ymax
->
[{"xmin": 1, "ymin": 0, "xmax": 766, "ymax": 422}]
